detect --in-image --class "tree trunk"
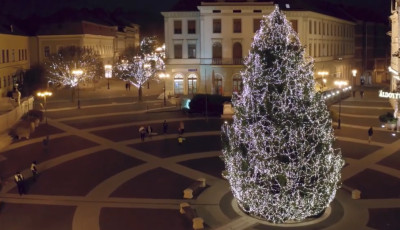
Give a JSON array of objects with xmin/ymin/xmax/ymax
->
[{"xmin": 138, "ymin": 85, "xmax": 142, "ymax": 102}]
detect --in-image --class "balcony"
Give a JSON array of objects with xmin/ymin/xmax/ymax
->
[{"xmin": 200, "ymin": 58, "xmax": 244, "ymax": 65}]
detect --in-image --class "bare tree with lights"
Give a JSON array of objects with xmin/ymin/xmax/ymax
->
[
  {"xmin": 221, "ymin": 7, "xmax": 344, "ymax": 223},
  {"xmin": 114, "ymin": 36, "xmax": 165, "ymax": 101},
  {"xmin": 44, "ymin": 46, "xmax": 104, "ymax": 100}
]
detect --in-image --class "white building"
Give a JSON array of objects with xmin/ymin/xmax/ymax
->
[{"xmin": 162, "ymin": 0, "xmax": 357, "ymax": 97}]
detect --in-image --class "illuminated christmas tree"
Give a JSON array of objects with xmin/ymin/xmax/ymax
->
[{"xmin": 221, "ymin": 6, "xmax": 344, "ymax": 223}]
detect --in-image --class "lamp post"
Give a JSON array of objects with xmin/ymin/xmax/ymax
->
[
  {"xmin": 104, "ymin": 65, "xmax": 112, "ymax": 89},
  {"xmin": 334, "ymin": 80, "xmax": 348, "ymax": 129},
  {"xmin": 318, "ymin": 71, "xmax": 329, "ymax": 91},
  {"xmin": 159, "ymin": 73, "xmax": 170, "ymax": 106},
  {"xmin": 37, "ymin": 90, "xmax": 52, "ymax": 140},
  {"xmin": 352, "ymin": 69, "xmax": 357, "ymax": 87},
  {"xmin": 72, "ymin": 69, "xmax": 83, "ymax": 109}
]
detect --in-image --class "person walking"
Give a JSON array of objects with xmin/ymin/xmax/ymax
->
[
  {"xmin": 31, "ymin": 161, "xmax": 38, "ymax": 182},
  {"xmin": 14, "ymin": 172, "xmax": 25, "ymax": 195},
  {"xmin": 147, "ymin": 125, "xmax": 153, "ymax": 139},
  {"xmin": 139, "ymin": 126, "xmax": 146, "ymax": 141},
  {"xmin": 179, "ymin": 121, "xmax": 185, "ymax": 135},
  {"xmin": 163, "ymin": 120, "xmax": 168, "ymax": 134},
  {"xmin": 368, "ymin": 126, "xmax": 373, "ymax": 144}
]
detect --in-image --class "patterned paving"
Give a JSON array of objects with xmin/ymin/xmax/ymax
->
[{"xmin": 0, "ymin": 87, "xmax": 399, "ymax": 230}]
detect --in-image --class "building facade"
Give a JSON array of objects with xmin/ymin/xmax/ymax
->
[
  {"xmin": 0, "ymin": 33, "xmax": 30, "ymax": 97},
  {"xmin": 162, "ymin": 0, "xmax": 357, "ymax": 98}
]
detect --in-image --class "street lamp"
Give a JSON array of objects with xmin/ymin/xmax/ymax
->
[
  {"xmin": 159, "ymin": 73, "xmax": 170, "ymax": 106},
  {"xmin": 37, "ymin": 90, "xmax": 52, "ymax": 140},
  {"xmin": 352, "ymin": 69, "xmax": 357, "ymax": 87},
  {"xmin": 104, "ymin": 65, "xmax": 112, "ymax": 89},
  {"xmin": 72, "ymin": 69, "xmax": 83, "ymax": 109},
  {"xmin": 318, "ymin": 71, "xmax": 329, "ymax": 91},
  {"xmin": 334, "ymin": 80, "xmax": 348, "ymax": 129}
]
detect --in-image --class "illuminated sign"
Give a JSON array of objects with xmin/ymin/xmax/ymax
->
[{"xmin": 379, "ymin": 90, "xmax": 400, "ymax": 99}]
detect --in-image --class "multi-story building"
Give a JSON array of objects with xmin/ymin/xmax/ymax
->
[
  {"xmin": 31, "ymin": 20, "xmax": 140, "ymax": 66},
  {"xmin": 162, "ymin": 0, "xmax": 357, "ymax": 97},
  {"xmin": 0, "ymin": 24, "xmax": 30, "ymax": 97}
]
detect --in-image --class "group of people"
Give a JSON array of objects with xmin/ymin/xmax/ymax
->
[
  {"xmin": 138, "ymin": 120, "xmax": 185, "ymax": 143},
  {"xmin": 14, "ymin": 161, "xmax": 38, "ymax": 196}
]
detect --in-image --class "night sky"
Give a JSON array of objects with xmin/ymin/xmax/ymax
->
[{"xmin": 0, "ymin": 0, "xmax": 391, "ymax": 38}]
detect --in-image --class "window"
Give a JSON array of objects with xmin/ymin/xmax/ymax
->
[
  {"xmin": 319, "ymin": 22, "xmax": 321, "ymax": 35},
  {"xmin": 188, "ymin": 44, "xmax": 196, "ymax": 59},
  {"xmin": 232, "ymin": 42, "xmax": 242, "ymax": 64},
  {"xmin": 290, "ymin": 20, "xmax": 298, "ymax": 33},
  {"xmin": 174, "ymin": 20, "xmax": 182, "ymax": 34},
  {"xmin": 309, "ymin": 43, "xmax": 312, "ymax": 56},
  {"xmin": 253, "ymin": 19, "xmax": 261, "ymax": 33},
  {"xmin": 12, "ymin": 49, "xmax": 15, "ymax": 62},
  {"xmin": 233, "ymin": 10, "xmax": 241, "ymax": 13},
  {"xmin": 188, "ymin": 74, "xmax": 197, "ymax": 94},
  {"xmin": 18, "ymin": 49, "xmax": 21, "ymax": 61},
  {"xmin": 253, "ymin": 10, "xmax": 262, "ymax": 13},
  {"xmin": 174, "ymin": 44, "xmax": 182, "ymax": 59},
  {"xmin": 44, "ymin": 46, "xmax": 50, "ymax": 57},
  {"xmin": 213, "ymin": 74, "xmax": 223, "ymax": 95},
  {"xmin": 213, "ymin": 19, "xmax": 221, "ymax": 33},
  {"xmin": 309, "ymin": 20, "xmax": 312, "ymax": 34},
  {"xmin": 232, "ymin": 75, "xmax": 242, "ymax": 93},
  {"xmin": 6, "ymin": 50, "xmax": 9, "ymax": 62},
  {"xmin": 233, "ymin": 19, "xmax": 241, "ymax": 33},
  {"xmin": 322, "ymin": 22, "xmax": 325, "ymax": 35},
  {"xmin": 188, "ymin": 20, "xmax": 196, "ymax": 34},
  {"xmin": 3, "ymin": 77, "xmax": 6, "ymax": 88},
  {"xmin": 174, "ymin": 74, "xmax": 184, "ymax": 95},
  {"xmin": 314, "ymin": 21, "xmax": 316, "ymax": 34},
  {"xmin": 1, "ymin": 50, "xmax": 4, "ymax": 63},
  {"xmin": 25, "ymin": 49, "xmax": 27, "ymax": 60},
  {"xmin": 212, "ymin": 42, "xmax": 222, "ymax": 64}
]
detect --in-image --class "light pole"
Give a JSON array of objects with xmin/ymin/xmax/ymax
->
[
  {"xmin": 334, "ymin": 80, "xmax": 348, "ymax": 129},
  {"xmin": 72, "ymin": 69, "xmax": 83, "ymax": 109},
  {"xmin": 159, "ymin": 73, "xmax": 170, "ymax": 106},
  {"xmin": 352, "ymin": 69, "xmax": 357, "ymax": 87},
  {"xmin": 104, "ymin": 65, "xmax": 112, "ymax": 89},
  {"xmin": 37, "ymin": 90, "xmax": 52, "ymax": 140},
  {"xmin": 318, "ymin": 71, "xmax": 329, "ymax": 91}
]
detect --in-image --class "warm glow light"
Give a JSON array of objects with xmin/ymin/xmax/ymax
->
[
  {"xmin": 159, "ymin": 73, "xmax": 170, "ymax": 79},
  {"xmin": 104, "ymin": 65, "xmax": 112, "ymax": 79},
  {"xmin": 352, "ymin": 69, "xmax": 357, "ymax": 77},
  {"xmin": 334, "ymin": 80, "xmax": 348, "ymax": 88},
  {"xmin": 37, "ymin": 91, "xmax": 52, "ymax": 97},
  {"xmin": 72, "ymin": 70, "xmax": 83, "ymax": 76}
]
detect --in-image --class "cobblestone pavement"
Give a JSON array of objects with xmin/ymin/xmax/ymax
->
[{"xmin": 0, "ymin": 85, "xmax": 399, "ymax": 230}]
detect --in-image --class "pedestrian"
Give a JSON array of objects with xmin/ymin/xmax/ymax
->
[
  {"xmin": 31, "ymin": 161, "xmax": 38, "ymax": 182},
  {"xmin": 368, "ymin": 126, "xmax": 373, "ymax": 143},
  {"xmin": 14, "ymin": 172, "xmax": 25, "ymax": 195},
  {"xmin": 125, "ymin": 82, "xmax": 129, "ymax": 91},
  {"xmin": 147, "ymin": 125, "xmax": 153, "ymax": 138},
  {"xmin": 178, "ymin": 136, "xmax": 185, "ymax": 145},
  {"xmin": 42, "ymin": 138, "xmax": 49, "ymax": 154},
  {"xmin": 179, "ymin": 121, "xmax": 185, "ymax": 135},
  {"xmin": 163, "ymin": 120, "xmax": 168, "ymax": 134},
  {"xmin": 139, "ymin": 126, "xmax": 146, "ymax": 141}
]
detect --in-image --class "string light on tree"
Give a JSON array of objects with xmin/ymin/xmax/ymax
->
[{"xmin": 221, "ymin": 6, "xmax": 344, "ymax": 224}]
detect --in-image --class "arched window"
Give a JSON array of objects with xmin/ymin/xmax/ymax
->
[
  {"xmin": 232, "ymin": 42, "xmax": 242, "ymax": 65},
  {"xmin": 174, "ymin": 74, "xmax": 184, "ymax": 95},
  {"xmin": 212, "ymin": 42, "xmax": 222, "ymax": 64},
  {"xmin": 232, "ymin": 74, "xmax": 242, "ymax": 93},
  {"xmin": 188, "ymin": 74, "xmax": 197, "ymax": 95},
  {"xmin": 213, "ymin": 72, "xmax": 223, "ymax": 95}
]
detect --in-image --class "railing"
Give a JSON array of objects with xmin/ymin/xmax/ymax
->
[
  {"xmin": 0, "ymin": 96, "xmax": 34, "ymax": 134},
  {"xmin": 201, "ymin": 58, "xmax": 244, "ymax": 65}
]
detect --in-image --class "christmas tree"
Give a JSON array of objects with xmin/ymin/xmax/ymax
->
[{"xmin": 221, "ymin": 6, "xmax": 344, "ymax": 223}]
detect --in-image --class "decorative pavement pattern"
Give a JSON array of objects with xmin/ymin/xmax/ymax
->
[{"xmin": 0, "ymin": 87, "xmax": 399, "ymax": 230}]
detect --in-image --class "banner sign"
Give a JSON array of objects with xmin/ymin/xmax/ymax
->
[{"xmin": 379, "ymin": 90, "xmax": 400, "ymax": 99}]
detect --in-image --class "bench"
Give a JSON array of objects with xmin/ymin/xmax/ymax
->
[
  {"xmin": 183, "ymin": 178, "xmax": 206, "ymax": 199},
  {"xmin": 179, "ymin": 202, "xmax": 204, "ymax": 230}
]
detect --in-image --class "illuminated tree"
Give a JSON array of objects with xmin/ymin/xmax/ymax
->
[
  {"xmin": 44, "ymin": 46, "xmax": 103, "ymax": 100},
  {"xmin": 114, "ymin": 36, "xmax": 165, "ymax": 101},
  {"xmin": 221, "ymin": 7, "xmax": 344, "ymax": 223},
  {"xmin": 44, "ymin": 46, "xmax": 103, "ymax": 87}
]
